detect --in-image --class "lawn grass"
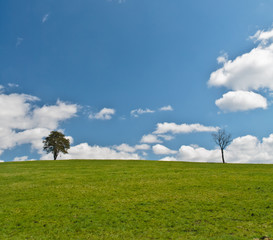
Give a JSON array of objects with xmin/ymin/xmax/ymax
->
[{"xmin": 1, "ymin": 160, "xmax": 273, "ymax": 239}]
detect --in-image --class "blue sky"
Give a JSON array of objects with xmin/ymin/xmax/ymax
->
[{"xmin": 1, "ymin": 0, "xmax": 273, "ymax": 163}]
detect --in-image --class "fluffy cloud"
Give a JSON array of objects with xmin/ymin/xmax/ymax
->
[
  {"xmin": 208, "ymin": 28, "xmax": 273, "ymax": 91},
  {"xmin": 41, "ymin": 143, "xmax": 141, "ymax": 160},
  {"xmin": 131, "ymin": 108, "xmax": 155, "ymax": 117},
  {"xmin": 158, "ymin": 135, "xmax": 174, "ymax": 141},
  {"xmin": 135, "ymin": 144, "xmax": 150, "ymax": 150},
  {"xmin": 13, "ymin": 156, "xmax": 34, "ymax": 162},
  {"xmin": 162, "ymin": 133, "xmax": 273, "ymax": 164},
  {"xmin": 0, "ymin": 93, "xmax": 78, "ymax": 158},
  {"xmin": 32, "ymin": 100, "xmax": 78, "ymax": 129},
  {"xmin": 114, "ymin": 143, "xmax": 136, "ymax": 153},
  {"xmin": 217, "ymin": 52, "xmax": 228, "ymax": 64},
  {"xmin": 152, "ymin": 144, "xmax": 177, "ymax": 155},
  {"xmin": 251, "ymin": 28, "xmax": 273, "ymax": 44},
  {"xmin": 140, "ymin": 134, "xmax": 162, "ymax": 143},
  {"xmin": 0, "ymin": 93, "xmax": 39, "ymax": 129},
  {"xmin": 176, "ymin": 145, "xmax": 219, "ymax": 162},
  {"xmin": 159, "ymin": 105, "xmax": 173, "ymax": 111},
  {"xmin": 114, "ymin": 143, "xmax": 151, "ymax": 153},
  {"xmin": 89, "ymin": 108, "xmax": 115, "ymax": 120},
  {"xmin": 159, "ymin": 156, "xmax": 177, "ymax": 161},
  {"xmin": 154, "ymin": 122, "xmax": 218, "ymax": 135},
  {"xmin": 0, "ymin": 94, "xmax": 77, "ymax": 130},
  {"xmin": 215, "ymin": 91, "xmax": 267, "ymax": 112}
]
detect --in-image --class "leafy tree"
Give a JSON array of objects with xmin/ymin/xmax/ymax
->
[
  {"xmin": 43, "ymin": 131, "xmax": 70, "ymax": 160},
  {"xmin": 212, "ymin": 129, "xmax": 232, "ymax": 164}
]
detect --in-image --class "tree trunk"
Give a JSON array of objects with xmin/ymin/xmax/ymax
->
[
  {"xmin": 221, "ymin": 148, "xmax": 225, "ymax": 164},
  {"xmin": 53, "ymin": 151, "xmax": 58, "ymax": 160}
]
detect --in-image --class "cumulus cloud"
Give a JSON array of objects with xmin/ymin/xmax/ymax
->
[
  {"xmin": 131, "ymin": 108, "xmax": 155, "ymax": 117},
  {"xmin": 158, "ymin": 135, "xmax": 174, "ymax": 141},
  {"xmin": 159, "ymin": 105, "xmax": 173, "ymax": 111},
  {"xmin": 135, "ymin": 144, "xmax": 150, "ymax": 150},
  {"xmin": 217, "ymin": 52, "xmax": 228, "ymax": 64},
  {"xmin": 215, "ymin": 91, "xmax": 267, "ymax": 112},
  {"xmin": 159, "ymin": 156, "xmax": 177, "ymax": 161},
  {"xmin": 152, "ymin": 144, "xmax": 177, "ymax": 155},
  {"xmin": 140, "ymin": 134, "xmax": 162, "ymax": 143},
  {"xmin": 89, "ymin": 108, "xmax": 115, "ymax": 120},
  {"xmin": 0, "ymin": 94, "xmax": 77, "ymax": 130},
  {"xmin": 175, "ymin": 145, "xmax": 219, "ymax": 162},
  {"xmin": 13, "ymin": 156, "xmax": 34, "ymax": 162},
  {"xmin": 163, "ymin": 133, "xmax": 273, "ymax": 164},
  {"xmin": 154, "ymin": 122, "xmax": 218, "ymax": 135},
  {"xmin": 250, "ymin": 28, "xmax": 273, "ymax": 44},
  {"xmin": 208, "ymin": 28, "xmax": 273, "ymax": 91},
  {"xmin": 0, "ymin": 93, "xmax": 78, "ymax": 158},
  {"xmin": 114, "ymin": 143, "xmax": 151, "ymax": 153},
  {"xmin": 114, "ymin": 143, "xmax": 136, "ymax": 153},
  {"xmin": 41, "ymin": 143, "xmax": 141, "ymax": 160}
]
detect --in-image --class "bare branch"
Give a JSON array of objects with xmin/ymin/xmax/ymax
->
[{"xmin": 212, "ymin": 129, "xmax": 232, "ymax": 163}]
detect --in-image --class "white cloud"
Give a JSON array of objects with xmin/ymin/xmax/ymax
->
[
  {"xmin": 13, "ymin": 156, "xmax": 31, "ymax": 162},
  {"xmin": 140, "ymin": 134, "xmax": 162, "ymax": 143},
  {"xmin": 89, "ymin": 108, "xmax": 115, "ymax": 120},
  {"xmin": 154, "ymin": 122, "xmax": 218, "ymax": 135},
  {"xmin": 114, "ymin": 143, "xmax": 136, "ymax": 153},
  {"xmin": 41, "ymin": 143, "xmax": 141, "ymax": 160},
  {"xmin": 152, "ymin": 144, "xmax": 177, "ymax": 155},
  {"xmin": 250, "ymin": 28, "xmax": 273, "ymax": 44},
  {"xmin": 0, "ymin": 93, "xmax": 39, "ymax": 130},
  {"xmin": 0, "ymin": 93, "xmax": 78, "ymax": 158},
  {"xmin": 209, "ymin": 28, "xmax": 273, "ymax": 91},
  {"xmin": 159, "ymin": 105, "xmax": 173, "ymax": 111},
  {"xmin": 42, "ymin": 13, "xmax": 49, "ymax": 23},
  {"xmin": 0, "ymin": 85, "xmax": 4, "ymax": 91},
  {"xmin": 158, "ymin": 135, "xmax": 174, "ymax": 141},
  {"xmin": 32, "ymin": 100, "xmax": 78, "ymax": 129},
  {"xmin": 114, "ymin": 143, "xmax": 151, "ymax": 153},
  {"xmin": 176, "ymin": 145, "xmax": 219, "ymax": 162},
  {"xmin": 217, "ymin": 52, "xmax": 228, "ymax": 64},
  {"xmin": 163, "ymin": 133, "xmax": 273, "ymax": 164},
  {"xmin": 215, "ymin": 91, "xmax": 267, "ymax": 112},
  {"xmin": 131, "ymin": 108, "xmax": 155, "ymax": 117},
  {"xmin": 135, "ymin": 144, "xmax": 150, "ymax": 150},
  {"xmin": 159, "ymin": 156, "xmax": 177, "ymax": 161}
]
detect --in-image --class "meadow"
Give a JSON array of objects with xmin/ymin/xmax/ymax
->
[{"xmin": 0, "ymin": 160, "xmax": 273, "ymax": 240}]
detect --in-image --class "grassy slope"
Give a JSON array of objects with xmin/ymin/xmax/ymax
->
[{"xmin": 0, "ymin": 160, "xmax": 273, "ymax": 240}]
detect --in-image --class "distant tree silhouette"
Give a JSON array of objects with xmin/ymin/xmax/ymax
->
[
  {"xmin": 43, "ymin": 131, "xmax": 70, "ymax": 160},
  {"xmin": 212, "ymin": 129, "xmax": 232, "ymax": 164}
]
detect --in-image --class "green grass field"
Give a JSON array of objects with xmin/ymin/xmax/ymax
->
[{"xmin": 1, "ymin": 160, "xmax": 273, "ymax": 240}]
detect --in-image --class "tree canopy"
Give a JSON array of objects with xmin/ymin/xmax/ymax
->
[{"xmin": 43, "ymin": 131, "xmax": 70, "ymax": 160}]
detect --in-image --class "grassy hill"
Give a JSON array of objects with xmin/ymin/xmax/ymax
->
[{"xmin": 1, "ymin": 160, "xmax": 273, "ymax": 240}]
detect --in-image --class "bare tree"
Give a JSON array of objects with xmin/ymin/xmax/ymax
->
[{"xmin": 212, "ymin": 129, "xmax": 232, "ymax": 164}]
